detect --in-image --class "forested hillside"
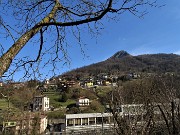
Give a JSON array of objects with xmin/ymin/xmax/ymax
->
[{"xmin": 62, "ymin": 50, "xmax": 180, "ymax": 78}]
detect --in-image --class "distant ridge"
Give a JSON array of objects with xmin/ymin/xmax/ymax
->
[
  {"xmin": 110, "ymin": 50, "xmax": 131, "ymax": 59},
  {"xmin": 61, "ymin": 51, "xmax": 180, "ymax": 78}
]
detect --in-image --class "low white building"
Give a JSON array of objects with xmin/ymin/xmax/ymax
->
[
  {"xmin": 65, "ymin": 113, "xmax": 114, "ymax": 133},
  {"xmin": 33, "ymin": 95, "xmax": 49, "ymax": 111},
  {"xmin": 76, "ymin": 97, "xmax": 90, "ymax": 107}
]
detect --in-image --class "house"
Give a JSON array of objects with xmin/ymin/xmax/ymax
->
[
  {"xmin": 85, "ymin": 81, "xmax": 93, "ymax": 88},
  {"xmin": 76, "ymin": 97, "xmax": 90, "ymax": 107},
  {"xmin": 33, "ymin": 95, "xmax": 49, "ymax": 111},
  {"xmin": 66, "ymin": 81, "xmax": 76, "ymax": 87},
  {"xmin": 111, "ymin": 83, "xmax": 117, "ymax": 87},
  {"xmin": 57, "ymin": 81, "xmax": 76, "ymax": 91},
  {"xmin": 44, "ymin": 79, "xmax": 50, "ymax": 84},
  {"xmin": 1, "ymin": 113, "xmax": 48, "ymax": 135},
  {"xmin": 43, "ymin": 79, "xmax": 58, "ymax": 89},
  {"xmin": 39, "ymin": 115, "xmax": 48, "ymax": 134},
  {"xmin": 102, "ymin": 80, "xmax": 111, "ymax": 86},
  {"xmin": 95, "ymin": 80, "xmax": 102, "ymax": 85},
  {"xmin": 119, "ymin": 104, "xmax": 145, "ymax": 115},
  {"xmin": 10, "ymin": 82, "xmax": 25, "ymax": 89},
  {"xmin": 20, "ymin": 114, "xmax": 47, "ymax": 134},
  {"xmin": 128, "ymin": 73, "xmax": 141, "ymax": 79}
]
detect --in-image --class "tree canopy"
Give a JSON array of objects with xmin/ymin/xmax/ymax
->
[{"xmin": 0, "ymin": 0, "xmax": 157, "ymax": 80}]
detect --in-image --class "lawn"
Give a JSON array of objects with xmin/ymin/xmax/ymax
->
[
  {"xmin": 59, "ymin": 99, "xmax": 76, "ymax": 107},
  {"xmin": 47, "ymin": 94, "xmax": 76, "ymax": 108},
  {"xmin": 0, "ymin": 98, "xmax": 16, "ymax": 111},
  {"xmin": 96, "ymin": 86, "xmax": 112, "ymax": 97},
  {"xmin": 0, "ymin": 99, "xmax": 9, "ymax": 110}
]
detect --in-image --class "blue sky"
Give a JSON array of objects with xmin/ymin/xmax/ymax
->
[
  {"xmin": 67, "ymin": 0, "xmax": 180, "ymax": 69},
  {"xmin": 1, "ymin": 0, "xmax": 180, "ymax": 81}
]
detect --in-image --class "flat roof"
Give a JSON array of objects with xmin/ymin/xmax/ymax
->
[{"xmin": 65, "ymin": 113, "xmax": 112, "ymax": 119}]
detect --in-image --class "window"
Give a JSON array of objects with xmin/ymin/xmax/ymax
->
[
  {"xmin": 89, "ymin": 117, "xmax": 95, "ymax": 125},
  {"xmin": 103, "ymin": 117, "xmax": 109, "ymax": 124},
  {"xmin": 67, "ymin": 119, "xmax": 73, "ymax": 126},
  {"xmin": 45, "ymin": 102, "xmax": 49, "ymax": 107},
  {"xmin": 82, "ymin": 118, "xmax": 88, "ymax": 125},
  {"xmin": 96, "ymin": 117, "xmax": 102, "ymax": 124},
  {"xmin": 75, "ymin": 118, "xmax": 81, "ymax": 126}
]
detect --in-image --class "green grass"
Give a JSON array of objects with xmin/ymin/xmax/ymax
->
[
  {"xmin": 59, "ymin": 99, "xmax": 76, "ymax": 106},
  {"xmin": 0, "ymin": 99, "xmax": 17, "ymax": 112},
  {"xmin": 96, "ymin": 86, "xmax": 112, "ymax": 97},
  {"xmin": 0, "ymin": 99, "xmax": 9, "ymax": 110},
  {"xmin": 47, "ymin": 110, "xmax": 65, "ymax": 119},
  {"xmin": 48, "ymin": 94, "xmax": 61, "ymax": 108},
  {"xmin": 47, "ymin": 94, "xmax": 76, "ymax": 108}
]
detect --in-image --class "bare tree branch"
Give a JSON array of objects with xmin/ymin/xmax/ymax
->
[{"xmin": 0, "ymin": 0, "xmax": 158, "ymax": 79}]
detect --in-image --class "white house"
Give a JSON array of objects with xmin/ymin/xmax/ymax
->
[
  {"xmin": 76, "ymin": 97, "xmax": 90, "ymax": 107},
  {"xmin": 33, "ymin": 95, "xmax": 49, "ymax": 111},
  {"xmin": 44, "ymin": 79, "xmax": 50, "ymax": 84}
]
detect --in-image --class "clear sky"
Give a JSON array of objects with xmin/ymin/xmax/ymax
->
[
  {"xmin": 1, "ymin": 0, "xmax": 180, "ymax": 81},
  {"xmin": 67, "ymin": 0, "xmax": 180, "ymax": 71}
]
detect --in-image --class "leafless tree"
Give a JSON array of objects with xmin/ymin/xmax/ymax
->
[
  {"xmin": 0, "ymin": 0, "xmax": 158, "ymax": 79},
  {"xmin": 109, "ymin": 80, "xmax": 156, "ymax": 135},
  {"xmin": 152, "ymin": 75, "xmax": 180, "ymax": 135},
  {"xmin": 109, "ymin": 75, "xmax": 180, "ymax": 135}
]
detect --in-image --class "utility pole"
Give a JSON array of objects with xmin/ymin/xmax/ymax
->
[{"xmin": 101, "ymin": 113, "xmax": 104, "ymax": 135}]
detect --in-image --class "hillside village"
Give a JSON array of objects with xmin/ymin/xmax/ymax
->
[
  {"xmin": 1, "ymin": 0, "xmax": 180, "ymax": 134},
  {"xmin": 1, "ymin": 52, "xmax": 180, "ymax": 134},
  {"xmin": 0, "ymin": 71, "xmax": 150, "ymax": 134}
]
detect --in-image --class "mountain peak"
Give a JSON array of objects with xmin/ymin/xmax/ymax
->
[{"xmin": 111, "ymin": 50, "xmax": 130, "ymax": 59}]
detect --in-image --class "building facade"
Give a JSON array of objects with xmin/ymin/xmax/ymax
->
[
  {"xmin": 76, "ymin": 97, "xmax": 90, "ymax": 107},
  {"xmin": 65, "ymin": 113, "xmax": 114, "ymax": 133},
  {"xmin": 33, "ymin": 95, "xmax": 49, "ymax": 111}
]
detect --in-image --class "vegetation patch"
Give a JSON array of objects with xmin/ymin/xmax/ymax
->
[
  {"xmin": 0, "ymin": 99, "xmax": 10, "ymax": 110},
  {"xmin": 47, "ymin": 110, "xmax": 65, "ymax": 119}
]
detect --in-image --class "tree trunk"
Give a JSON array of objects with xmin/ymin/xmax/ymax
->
[{"xmin": 0, "ymin": 1, "xmax": 61, "ymax": 77}]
